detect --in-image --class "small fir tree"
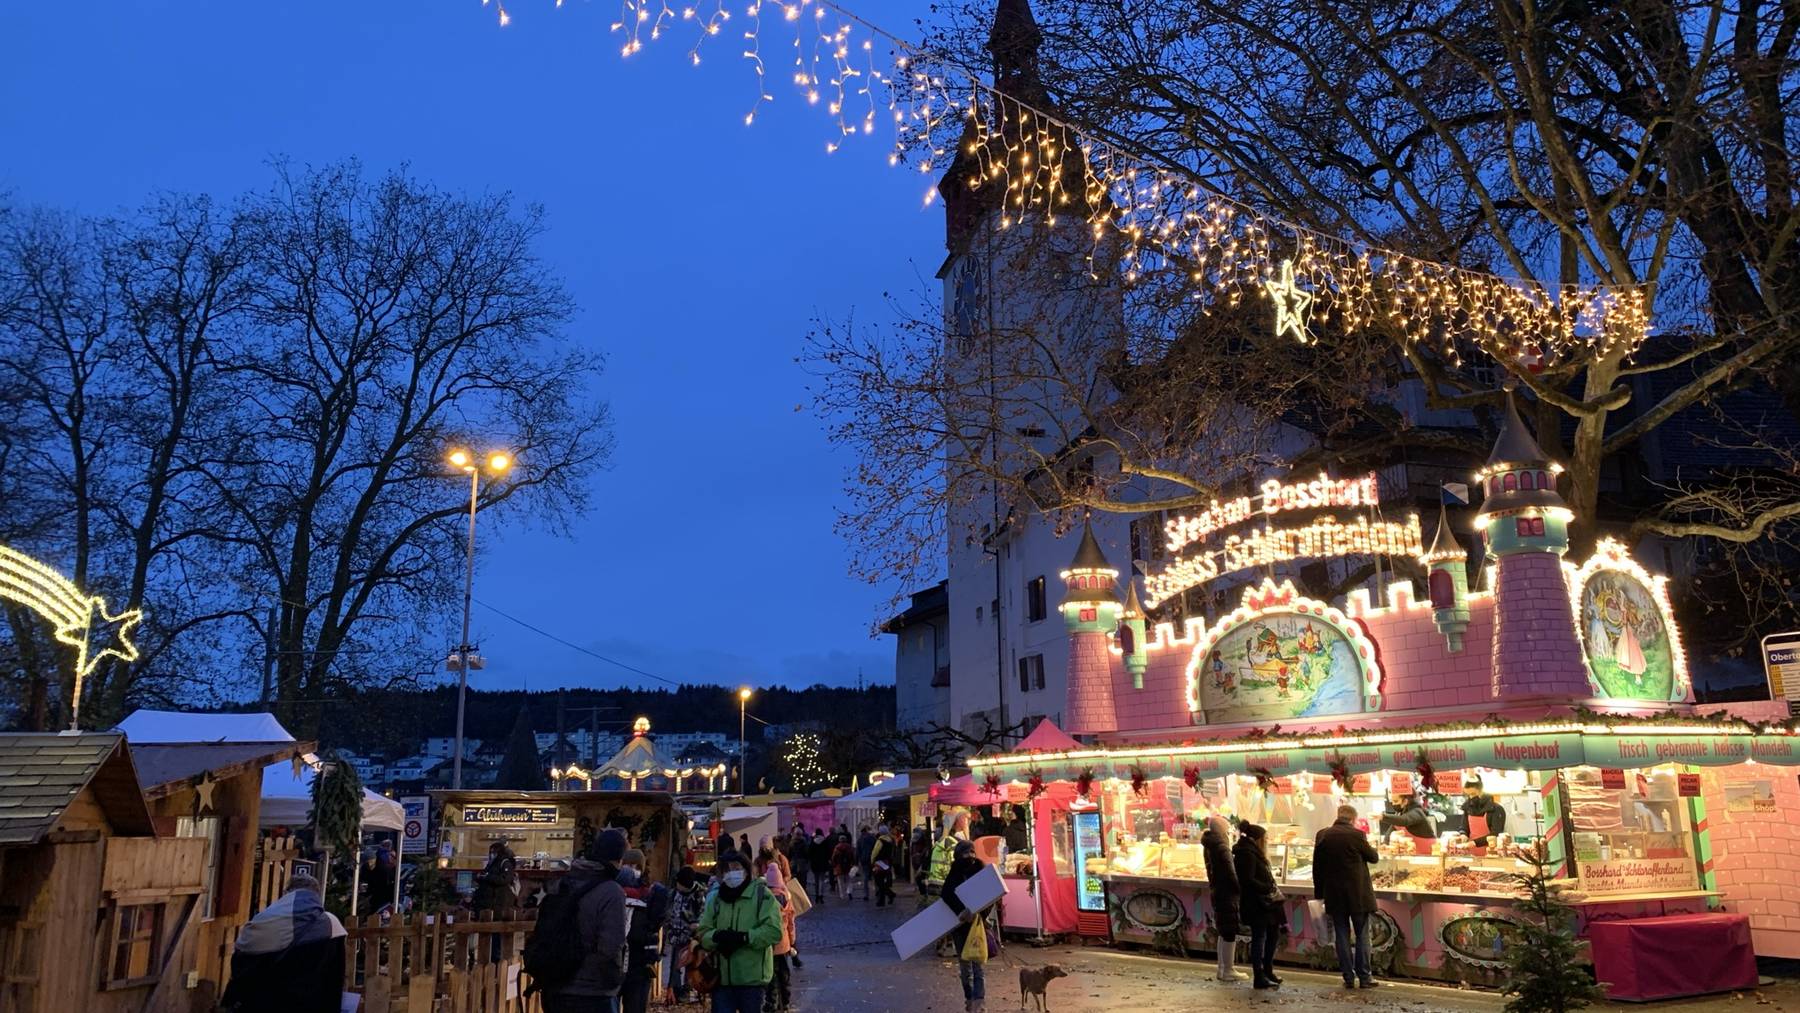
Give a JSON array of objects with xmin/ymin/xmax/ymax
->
[
  {"xmin": 1502, "ymin": 844, "xmax": 1607, "ymax": 1013},
  {"xmin": 495, "ymin": 705, "xmax": 547, "ymax": 790},
  {"xmin": 409, "ymin": 863, "xmax": 455, "ymax": 915},
  {"xmin": 309, "ymin": 752, "xmax": 364, "ymax": 915}
]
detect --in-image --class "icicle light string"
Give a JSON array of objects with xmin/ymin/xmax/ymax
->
[{"xmin": 493, "ymin": 0, "xmax": 1651, "ymax": 366}]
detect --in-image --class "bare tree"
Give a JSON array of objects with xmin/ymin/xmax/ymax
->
[
  {"xmin": 0, "ymin": 200, "xmax": 250, "ymax": 726},
  {"xmin": 218, "ymin": 163, "xmax": 610, "ymax": 733},
  {"xmin": 0, "ymin": 165, "xmax": 611, "ymax": 730}
]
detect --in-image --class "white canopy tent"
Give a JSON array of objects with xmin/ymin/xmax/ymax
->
[
  {"xmin": 116, "ymin": 709, "xmax": 404, "ymax": 831},
  {"xmin": 833, "ymin": 772, "xmax": 911, "ymax": 833},
  {"xmin": 716, "ymin": 805, "xmax": 780, "ymax": 852}
]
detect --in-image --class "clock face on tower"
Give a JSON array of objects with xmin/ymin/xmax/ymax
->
[{"xmin": 950, "ymin": 255, "xmax": 984, "ymax": 355}]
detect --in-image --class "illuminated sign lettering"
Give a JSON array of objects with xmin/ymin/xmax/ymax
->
[
  {"xmin": 1146, "ymin": 513, "xmax": 1423, "ymax": 607},
  {"xmin": 1164, "ymin": 471, "xmax": 1382, "ymax": 554}
]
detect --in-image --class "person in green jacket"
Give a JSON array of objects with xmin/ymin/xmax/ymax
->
[{"xmin": 699, "ymin": 852, "xmax": 785, "ymax": 1013}]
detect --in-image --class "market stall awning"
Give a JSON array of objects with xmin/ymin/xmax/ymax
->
[
  {"xmin": 117, "ymin": 709, "xmax": 404, "ymax": 831},
  {"xmin": 1014, "ymin": 719, "xmax": 1081, "ymax": 754},
  {"xmin": 131, "ymin": 740, "xmax": 311, "ymax": 800},
  {"xmin": 967, "ymin": 716, "xmax": 1800, "ymax": 784},
  {"xmin": 834, "ymin": 773, "xmax": 912, "ymax": 826}
]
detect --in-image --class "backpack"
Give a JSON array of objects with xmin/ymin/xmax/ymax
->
[{"xmin": 522, "ymin": 876, "xmax": 601, "ymax": 994}]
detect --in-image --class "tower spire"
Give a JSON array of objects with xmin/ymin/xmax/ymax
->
[
  {"xmin": 937, "ymin": 0, "xmax": 1096, "ymax": 253},
  {"xmin": 1060, "ymin": 521, "xmax": 1121, "ymax": 735},
  {"xmin": 987, "ymin": 0, "xmax": 1044, "ymax": 96},
  {"xmin": 1473, "ymin": 387, "xmax": 1591, "ymax": 699}
]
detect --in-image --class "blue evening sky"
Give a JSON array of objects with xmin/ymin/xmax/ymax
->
[{"xmin": 2, "ymin": 1, "xmax": 944, "ymax": 694}]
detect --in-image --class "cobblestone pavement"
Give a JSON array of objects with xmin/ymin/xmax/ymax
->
[{"xmin": 749, "ymin": 883, "xmax": 1800, "ymax": 1013}]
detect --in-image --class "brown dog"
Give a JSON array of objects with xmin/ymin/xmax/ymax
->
[{"xmin": 1019, "ymin": 964, "xmax": 1068, "ymax": 1012}]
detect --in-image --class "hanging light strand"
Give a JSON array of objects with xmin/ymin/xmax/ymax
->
[{"xmin": 531, "ymin": 0, "xmax": 1652, "ymax": 363}]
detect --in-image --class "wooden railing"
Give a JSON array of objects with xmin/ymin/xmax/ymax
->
[
  {"xmin": 253, "ymin": 837, "xmax": 302, "ymax": 915},
  {"xmin": 343, "ymin": 910, "xmax": 541, "ymax": 1013}
]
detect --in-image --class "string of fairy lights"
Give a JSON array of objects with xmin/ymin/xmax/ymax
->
[{"xmin": 479, "ymin": 0, "xmax": 1653, "ymax": 368}]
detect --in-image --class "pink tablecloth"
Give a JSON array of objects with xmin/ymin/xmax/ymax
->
[{"xmin": 1586, "ymin": 913, "xmax": 1758, "ymax": 1001}]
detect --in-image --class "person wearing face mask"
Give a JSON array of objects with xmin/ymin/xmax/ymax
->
[
  {"xmin": 617, "ymin": 849, "xmax": 670, "ymax": 1013},
  {"xmin": 700, "ymin": 852, "xmax": 784, "ymax": 1013}
]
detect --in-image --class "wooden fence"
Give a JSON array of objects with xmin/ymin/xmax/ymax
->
[
  {"xmin": 252, "ymin": 836, "xmax": 302, "ymax": 915},
  {"xmin": 343, "ymin": 910, "xmax": 540, "ymax": 1013}
]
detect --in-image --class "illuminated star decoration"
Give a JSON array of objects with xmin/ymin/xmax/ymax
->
[
  {"xmin": 0, "ymin": 544, "xmax": 142, "ymax": 729},
  {"xmin": 1264, "ymin": 259, "xmax": 1315, "ymax": 344}
]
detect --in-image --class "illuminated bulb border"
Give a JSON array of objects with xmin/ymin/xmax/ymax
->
[
  {"xmin": 1562, "ymin": 538, "xmax": 1692, "ymax": 703},
  {"xmin": 1180, "ymin": 579, "xmax": 1384, "ymax": 714}
]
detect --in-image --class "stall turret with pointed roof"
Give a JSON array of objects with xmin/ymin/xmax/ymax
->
[
  {"xmin": 1118, "ymin": 579, "xmax": 1149, "ymax": 688},
  {"xmin": 1474, "ymin": 386, "xmax": 1571, "ymax": 551},
  {"xmin": 1421, "ymin": 499, "xmax": 1473, "ymax": 652},
  {"xmin": 1060, "ymin": 522, "xmax": 1121, "ymax": 735},
  {"xmin": 1474, "ymin": 387, "xmax": 1592, "ymax": 699}
]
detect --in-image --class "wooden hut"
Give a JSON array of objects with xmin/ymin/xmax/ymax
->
[
  {"xmin": 0, "ymin": 732, "xmax": 176, "ymax": 1013},
  {"xmin": 129, "ymin": 738, "xmax": 311, "ymax": 1011}
]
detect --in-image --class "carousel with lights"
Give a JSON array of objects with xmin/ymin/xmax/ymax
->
[
  {"xmin": 962, "ymin": 390, "xmax": 1800, "ymax": 984},
  {"xmin": 550, "ymin": 717, "xmax": 729, "ymax": 794}
]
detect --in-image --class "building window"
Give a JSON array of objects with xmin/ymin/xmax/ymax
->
[
  {"xmin": 1503, "ymin": 472, "xmax": 1518, "ymax": 492},
  {"xmin": 1428, "ymin": 569, "xmax": 1454, "ymax": 609},
  {"xmin": 1515, "ymin": 516, "xmax": 1545, "ymax": 537},
  {"xmin": 1520, "ymin": 471, "xmax": 1535, "ymax": 491},
  {"xmin": 975, "ymin": 606, "xmax": 983, "ymax": 625},
  {"xmin": 1017, "ymin": 654, "xmax": 1046, "ymax": 692},
  {"xmin": 1130, "ymin": 514, "xmax": 1167, "ymax": 562},
  {"xmin": 105, "ymin": 903, "xmax": 165, "ymax": 989},
  {"xmin": 1026, "ymin": 576, "xmax": 1047, "ymax": 622}
]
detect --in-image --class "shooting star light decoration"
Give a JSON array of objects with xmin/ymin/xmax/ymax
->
[{"xmin": 0, "ymin": 544, "xmax": 142, "ymax": 730}]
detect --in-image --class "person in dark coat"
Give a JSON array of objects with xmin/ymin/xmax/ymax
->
[
  {"xmin": 783, "ymin": 827, "xmax": 808, "ymax": 882},
  {"xmin": 940, "ymin": 840, "xmax": 991, "ymax": 1013},
  {"xmin": 1377, "ymin": 793, "xmax": 1436, "ymax": 841},
  {"xmin": 366, "ymin": 840, "xmax": 398, "ymax": 911},
  {"xmin": 808, "ymin": 829, "xmax": 833, "ymax": 899},
  {"xmin": 1314, "ymin": 804, "xmax": 1380, "ymax": 989},
  {"xmin": 545, "ymin": 828, "xmax": 631, "ymax": 1012},
  {"xmin": 1200, "ymin": 815, "xmax": 1242, "ymax": 982},
  {"xmin": 1460, "ymin": 777, "xmax": 1507, "ymax": 848},
  {"xmin": 1232, "ymin": 823, "xmax": 1284, "ymax": 990},
  {"xmin": 471, "ymin": 840, "xmax": 519, "ymax": 917}
]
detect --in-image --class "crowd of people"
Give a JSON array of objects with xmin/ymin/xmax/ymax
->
[{"xmin": 518, "ymin": 819, "xmax": 916, "ymax": 1013}]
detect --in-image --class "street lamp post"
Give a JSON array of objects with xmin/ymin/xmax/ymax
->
[
  {"xmin": 449, "ymin": 448, "xmax": 511, "ymax": 790},
  {"xmin": 737, "ymin": 686, "xmax": 752, "ymax": 796}
]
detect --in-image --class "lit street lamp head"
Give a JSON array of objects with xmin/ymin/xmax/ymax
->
[
  {"xmin": 447, "ymin": 448, "xmax": 514, "ymax": 475},
  {"xmin": 738, "ymin": 686, "xmax": 753, "ymax": 701}
]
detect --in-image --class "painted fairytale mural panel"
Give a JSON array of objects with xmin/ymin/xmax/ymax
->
[
  {"xmin": 1197, "ymin": 611, "xmax": 1366, "ymax": 723},
  {"xmin": 1579, "ymin": 569, "xmax": 1676, "ymax": 701}
]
